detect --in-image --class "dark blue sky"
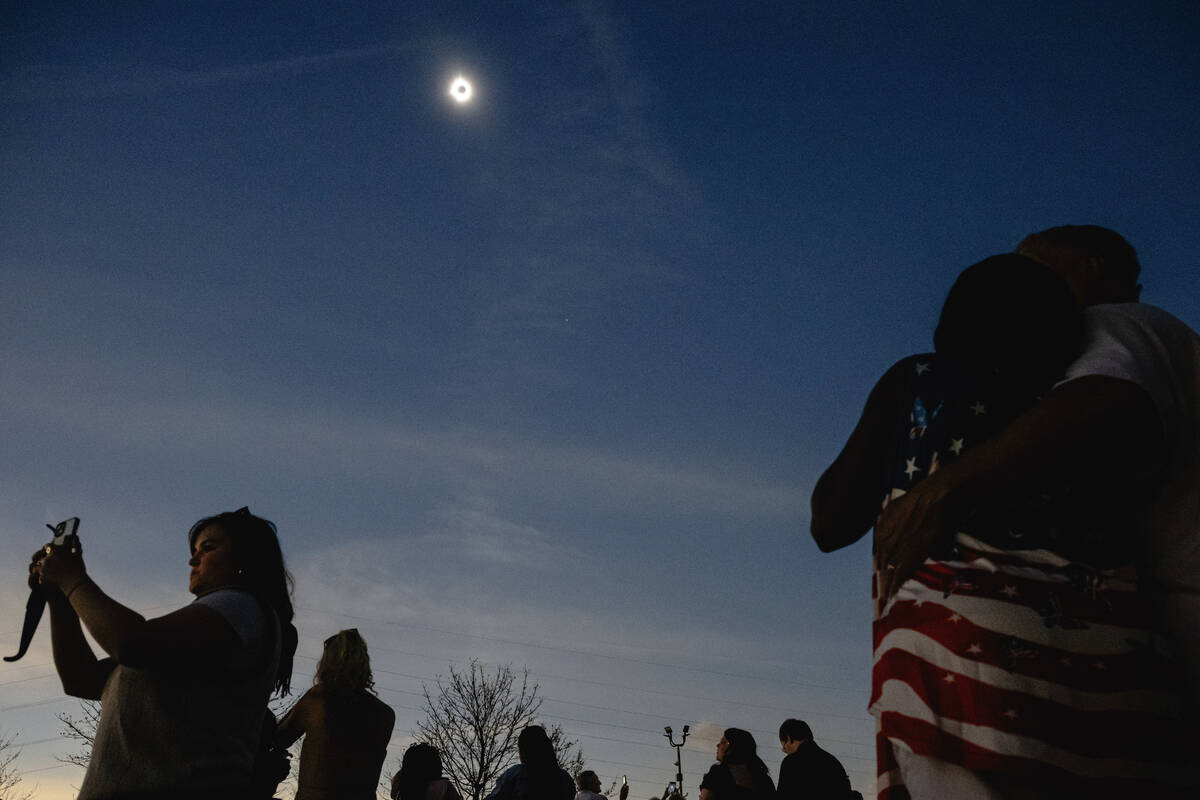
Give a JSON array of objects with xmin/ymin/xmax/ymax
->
[{"xmin": 3, "ymin": 2, "xmax": 1199, "ymax": 796}]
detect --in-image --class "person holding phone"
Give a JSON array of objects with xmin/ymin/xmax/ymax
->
[{"xmin": 32, "ymin": 507, "xmax": 298, "ymax": 800}]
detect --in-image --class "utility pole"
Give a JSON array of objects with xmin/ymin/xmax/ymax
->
[{"xmin": 663, "ymin": 724, "xmax": 689, "ymax": 799}]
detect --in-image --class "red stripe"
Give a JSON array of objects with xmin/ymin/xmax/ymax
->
[
  {"xmin": 871, "ymin": 648, "xmax": 1187, "ymax": 762},
  {"xmin": 948, "ymin": 542, "xmax": 1136, "ymax": 579},
  {"xmin": 874, "ymin": 598, "xmax": 1174, "ymax": 691},
  {"xmin": 901, "ymin": 559, "xmax": 1150, "ymax": 630}
]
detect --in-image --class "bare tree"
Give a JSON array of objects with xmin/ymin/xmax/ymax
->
[
  {"xmin": 546, "ymin": 723, "xmax": 584, "ymax": 781},
  {"xmin": 0, "ymin": 732, "xmax": 33, "ymax": 800},
  {"xmin": 416, "ymin": 660, "xmax": 542, "ymax": 800},
  {"xmin": 56, "ymin": 699, "xmax": 101, "ymax": 769}
]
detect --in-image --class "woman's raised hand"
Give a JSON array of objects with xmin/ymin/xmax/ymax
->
[{"xmin": 34, "ymin": 541, "xmax": 88, "ymax": 596}]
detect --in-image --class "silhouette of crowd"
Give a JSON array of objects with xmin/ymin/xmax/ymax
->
[{"xmin": 15, "ymin": 224, "xmax": 1200, "ymax": 799}]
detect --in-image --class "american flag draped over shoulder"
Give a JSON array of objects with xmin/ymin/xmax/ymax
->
[{"xmin": 871, "ymin": 356, "xmax": 1189, "ymax": 798}]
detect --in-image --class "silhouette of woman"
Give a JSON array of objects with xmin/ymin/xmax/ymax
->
[
  {"xmin": 277, "ymin": 628, "xmax": 396, "ymax": 799},
  {"xmin": 32, "ymin": 507, "xmax": 298, "ymax": 799}
]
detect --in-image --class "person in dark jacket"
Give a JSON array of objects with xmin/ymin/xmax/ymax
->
[{"xmin": 776, "ymin": 720, "xmax": 850, "ymax": 800}]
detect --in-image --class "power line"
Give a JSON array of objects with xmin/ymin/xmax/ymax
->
[
  {"xmin": 297, "ymin": 606, "xmax": 864, "ymax": 696},
  {"xmin": 292, "ymin": 645, "xmax": 878, "ymax": 753},
  {"xmin": 292, "ymin": 617, "xmax": 873, "ymax": 725}
]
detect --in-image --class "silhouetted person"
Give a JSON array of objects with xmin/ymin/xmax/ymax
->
[
  {"xmin": 391, "ymin": 742, "xmax": 462, "ymax": 800},
  {"xmin": 484, "ymin": 725, "xmax": 575, "ymax": 800},
  {"xmin": 576, "ymin": 770, "xmax": 629, "ymax": 800},
  {"xmin": 1014, "ymin": 225, "xmax": 1200, "ymax": 707},
  {"xmin": 698, "ymin": 728, "xmax": 775, "ymax": 800},
  {"xmin": 277, "ymin": 628, "xmax": 396, "ymax": 800},
  {"xmin": 814, "ymin": 253, "xmax": 1191, "ymax": 795},
  {"xmin": 32, "ymin": 507, "xmax": 298, "ymax": 800},
  {"xmin": 775, "ymin": 719, "xmax": 849, "ymax": 800}
]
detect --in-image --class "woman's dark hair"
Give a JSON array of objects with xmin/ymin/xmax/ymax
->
[
  {"xmin": 517, "ymin": 725, "xmax": 562, "ymax": 795},
  {"xmin": 934, "ymin": 253, "xmax": 1081, "ymax": 393},
  {"xmin": 395, "ymin": 743, "xmax": 443, "ymax": 800},
  {"xmin": 188, "ymin": 507, "xmax": 298, "ymax": 695},
  {"xmin": 722, "ymin": 728, "xmax": 769, "ymax": 774}
]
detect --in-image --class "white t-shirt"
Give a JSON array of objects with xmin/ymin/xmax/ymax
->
[
  {"xmin": 78, "ymin": 588, "xmax": 280, "ymax": 799},
  {"xmin": 1060, "ymin": 302, "xmax": 1200, "ymax": 594}
]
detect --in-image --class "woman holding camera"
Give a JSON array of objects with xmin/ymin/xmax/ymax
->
[{"xmin": 32, "ymin": 507, "xmax": 299, "ymax": 800}]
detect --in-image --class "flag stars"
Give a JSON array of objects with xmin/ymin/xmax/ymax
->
[
  {"xmin": 949, "ymin": 438, "xmax": 964, "ymax": 455},
  {"xmin": 949, "ymin": 613, "xmax": 963, "ymax": 623},
  {"xmin": 943, "ymin": 673, "xmax": 956, "ymax": 683},
  {"xmin": 1000, "ymin": 585, "xmax": 1020, "ymax": 598},
  {"xmin": 915, "ymin": 362, "xmax": 931, "ymax": 375},
  {"xmin": 904, "ymin": 457, "xmax": 921, "ymax": 479},
  {"xmin": 1002, "ymin": 709, "xmax": 1019, "ymax": 720},
  {"xmin": 970, "ymin": 401, "xmax": 987, "ymax": 416},
  {"xmin": 967, "ymin": 642, "xmax": 983, "ymax": 655},
  {"xmin": 1059, "ymin": 657, "xmax": 1073, "ymax": 669}
]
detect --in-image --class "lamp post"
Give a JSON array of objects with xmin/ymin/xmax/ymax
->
[{"xmin": 663, "ymin": 724, "xmax": 689, "ymax": 799}]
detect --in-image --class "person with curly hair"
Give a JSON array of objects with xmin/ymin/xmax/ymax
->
[{"xmin": 277, "ymin": 628, "xmax": 396, "ymax": 800}]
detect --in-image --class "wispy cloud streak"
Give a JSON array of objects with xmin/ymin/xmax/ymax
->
[{"xmin": 1, "ymin": 40, "xmax": 436, "ymax": 102}]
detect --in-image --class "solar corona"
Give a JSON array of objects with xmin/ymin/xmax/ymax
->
[{"xmin": 449, "ymin": 76, "xmax": 473, "ymax": 104}]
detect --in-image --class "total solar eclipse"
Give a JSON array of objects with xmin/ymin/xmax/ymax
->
[{"xmin": 449, "ymin": 76, "xmax": 473, "ymax": 104}]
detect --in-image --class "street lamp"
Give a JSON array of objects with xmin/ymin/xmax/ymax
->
[{"xmin": 663, "ymin": 724, "xmax": 690, "ymax": 799}]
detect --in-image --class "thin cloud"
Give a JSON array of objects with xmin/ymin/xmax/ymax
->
[
  {"xmin": 422, "ymin": 506, "xmax": 578, "ymax": 566},
  {"xmin": 0, "ymin": 40, "xmax": 437, "ymax": 102},
  {"xmin": 0, "ymin": 361, "xmax": 803, "ymax": 522}
]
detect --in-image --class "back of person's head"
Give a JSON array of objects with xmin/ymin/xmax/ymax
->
[
  {"xmin": 315, "ymin": 628, "xmax": 375, "ymax": 696},
  {"xmin": 722, "ymin": 728, "xmax": 766, "ymax": 772},
  {"xmin": 187, "ymin": 507, "xmax": 297, "ymax": 695},
  {"xmin": 934, "ymin": 254, "xmax": 1081, "ymax": 394},
  {"xmin": 1016, "ymin": 224, "xmax": 1141, "ymax": 305},
  {"xmin": 577, "ymin": 770, "xmax": 602, "ymax": 793},
  {"xmin": 517, "ymin": 725, "xmax": 557, "ymax": 771},
  {"xmin": 778, "ymin": 719, "xmax": 813, "ymax": 743},
  {"xmin": 396, "ymin": 743, "xmax": 443, "ymax": 800}
]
